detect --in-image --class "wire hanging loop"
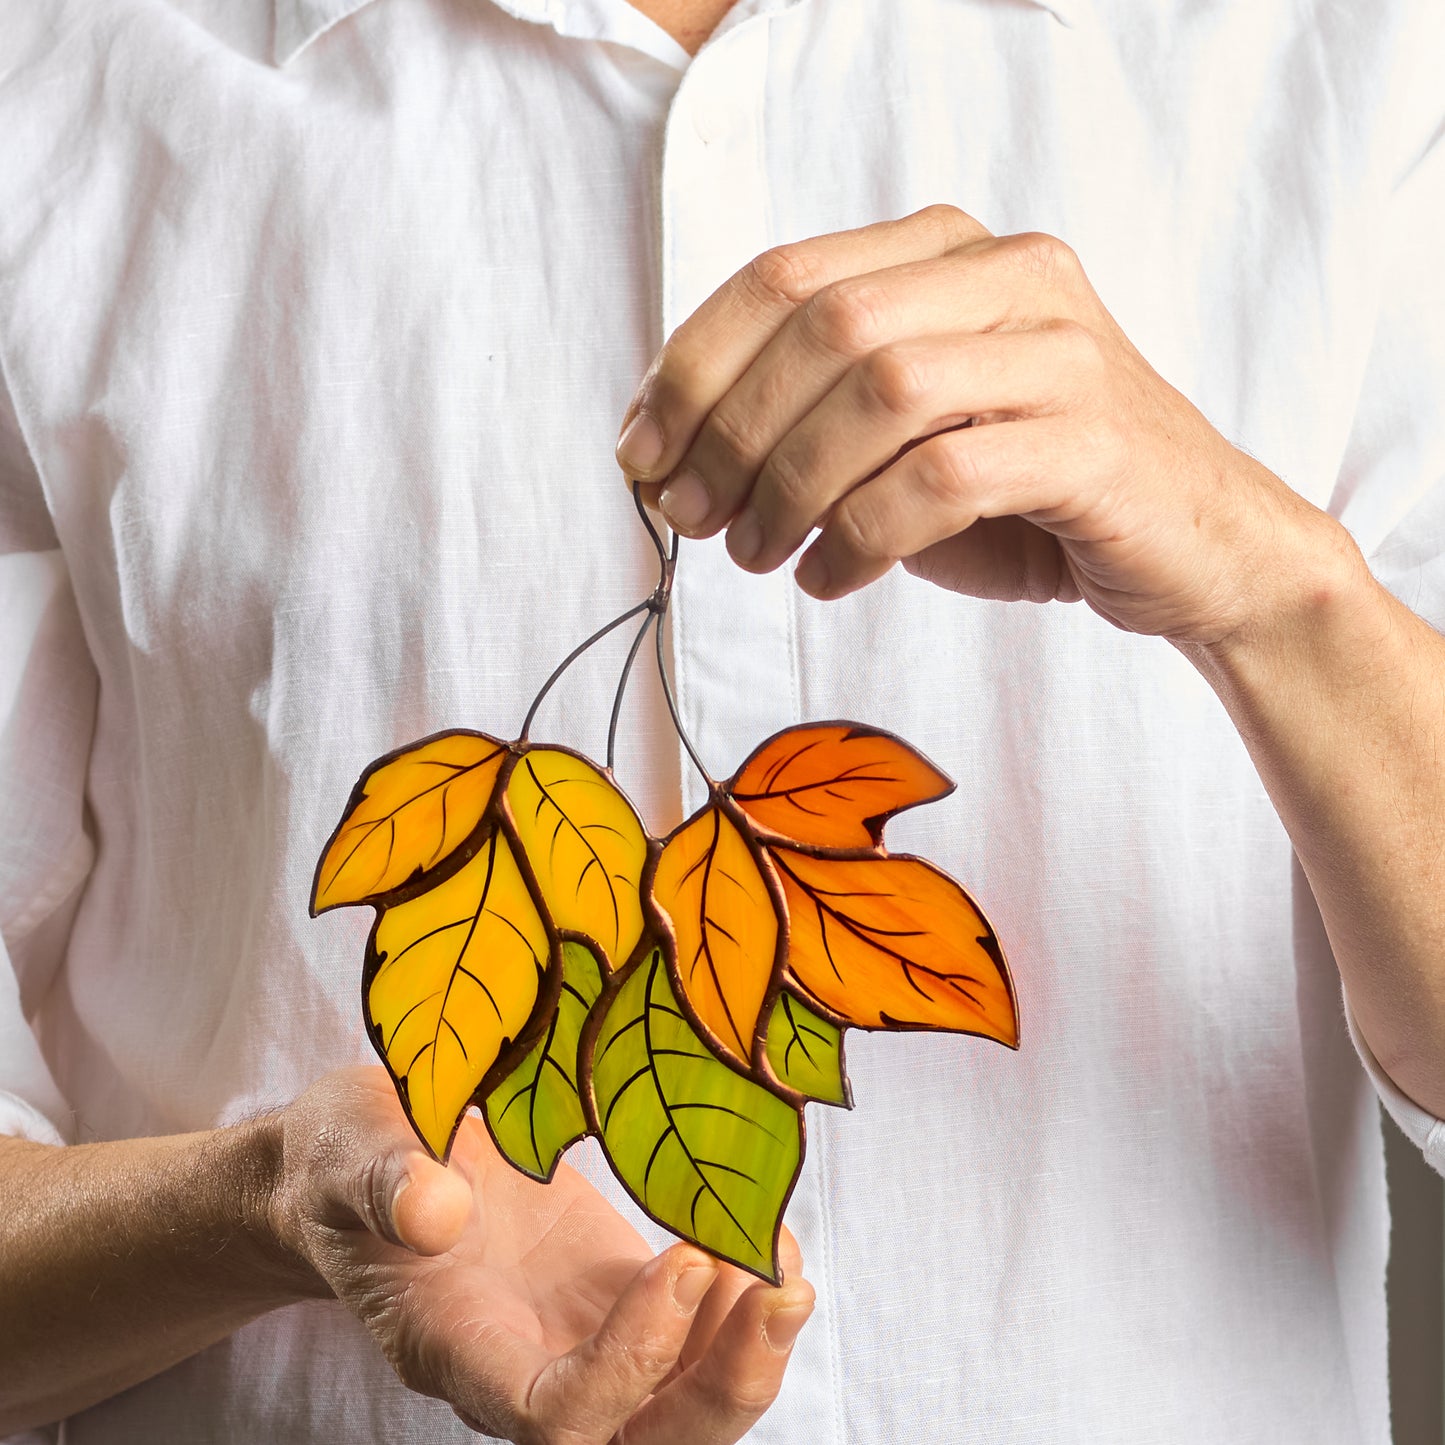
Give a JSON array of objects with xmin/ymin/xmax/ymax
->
[
  {"xmin": 517, "ymin": 481, "xmax": 714, "ymax": 789},
  {"xmin": 650, "ymin": 526, "xmax": 715, "ymax": 791},
  {"xmin": 623, "ymin": 483, "xmax": 715, "ymax": 787}
]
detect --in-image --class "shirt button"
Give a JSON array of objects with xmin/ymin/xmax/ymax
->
[{"xmin": 691, "ymin": 93, "xmax": 730, "ymax": 145}]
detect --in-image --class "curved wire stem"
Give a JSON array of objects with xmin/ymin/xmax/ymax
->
[
  {"xmin": 519, "ymin": 597, "xmax": 652, "ymax": 743},
  {"xmin": 520, "ymin": 482, "xmax": 715, "ymax": 790},
  {"xmin": 651, "ymin": 529, "xmax": 716, "ymax": 790},
  {"xmin": 632, "ymin": 484, "xmax": 669, "ymax": 572},
  {"xmin": 606, "ymin": 610, "xmax": 656, "ymax": 772}
]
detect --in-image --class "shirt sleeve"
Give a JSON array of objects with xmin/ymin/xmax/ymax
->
[
  {"xmin": 1344, "ymin": 998, "xmax": 1445, "ymax": 1173},
  {"xmin": 1327, "ymin": 5, "xmax": 1445, "ymax": 1175},
  {"xmin": 0, "ymin": 358, "xmax": 94, "ymax": 1147}
]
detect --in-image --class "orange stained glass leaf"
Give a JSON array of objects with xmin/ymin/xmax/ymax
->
[
  {"xmin": 312, "ymin": 731, "xmax": 508, "ymax": 914},
  {"xmin": 728, "ymin": 723, "xmax": 953, "ymax": 850},
  {"xmin": 367, "ymin": 830, "xmax": 550, "ymax": 1161},
  {"xmin": 652, "ymin": 804, "xmax": 781, "ymax": 1067},
  {"xmin": 505, "ymin": 748, "xmax": 647, "ymax": 969},
  {"xmin": 771, "ymin": 848, "xmax": 1018, "ymax": 1047}
]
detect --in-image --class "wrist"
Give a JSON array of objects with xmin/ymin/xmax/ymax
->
[
  {"xmin": 203, "ymin": 1113, "xmax": 331, "ymax": 1305},
  {"xmin": 1177, "ymin": 498, "xmax": 1378, "ymax": 696}
]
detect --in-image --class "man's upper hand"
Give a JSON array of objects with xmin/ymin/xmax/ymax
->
[
  {"xmin": 269, "ymin": 1067, "xmax": 813, "ymax": 1443},
  {"xmin": 615, "ymin": 204, "xmax": 1359, "ymax": 650}
]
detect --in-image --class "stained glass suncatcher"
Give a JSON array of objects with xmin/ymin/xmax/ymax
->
[{"xmin": 311, "ymin": 489, "xmax": 1019, "ymax": 1281}]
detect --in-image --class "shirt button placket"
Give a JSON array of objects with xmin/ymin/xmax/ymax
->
[
  {"xmin": 657, "ymin": 20, "xmax": 842, "ymax": 1445},
  {"xmin": 660, "ymin": 21, "xmax": 799, "ymax": 819}
]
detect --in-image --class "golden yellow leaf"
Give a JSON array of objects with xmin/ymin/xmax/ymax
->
[
  {"xmin": 505, "ymin": 747, "xmax": 647, "ymax": 969},
  {"xmin": 312, "ymin": 731, "xmax": 508, "ymax": 914},
  {"xmin": 367, "ymin": 830, "xmax": 549, "ymax": 1160}
]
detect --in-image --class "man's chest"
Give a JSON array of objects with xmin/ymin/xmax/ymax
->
[{"xmin": 0, "ymin": 0, "xmax": 1383, "ymax": 794}]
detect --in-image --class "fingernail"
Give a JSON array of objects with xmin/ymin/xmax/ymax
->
[
  {"xmin": 763, "ymin": 1300, "xmax": 814, "ymax": 1353},
  {"xmin": 617, "ymin": 411, "xmax": 665, "ymax": 477},
  {"xmin": 795, "ymin": 549, "xmax": 829, "ymax": 597},
  {"xmin": 672, "ymin": 1263, "xmax": 717, "ymax": 1315},
  {"xmin": 728, "ymin": 510, "xmax": 763, "ymax": 567},
  {"xmin": 659, "ymin": 470, "xmax": 712, "ymax": 532},
  {"xmin": 381, "ymin": 1176, "xmax": 410, "ymax": 1245}
]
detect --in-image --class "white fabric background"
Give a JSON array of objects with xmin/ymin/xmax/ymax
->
[{"xmin": 1, "ymin": 0, "xmax": 1443, "ymax": 1439}]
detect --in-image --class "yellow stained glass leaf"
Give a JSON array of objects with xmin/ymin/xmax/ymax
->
[
  {"xmin": 505, "ymin": 748, "xmax": 647, "ymax": 969},
  {"xmin": 312, "ymin": 731, "xmax": 508, "ymax": 914},
  {"xmin": 368, "ymin": 830, "xmax": 549, "ymax": 1160},
  {"xmin": 652, "ymin": 804, "xmax": 781, "ymax": 1067},
  {"xmin": 772, "ymin": 847, "xmax": 1018, "ymax": 1047}
]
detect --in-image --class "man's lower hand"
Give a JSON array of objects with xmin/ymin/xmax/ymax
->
[{"xmin": 268, "ymin": 1067, "xmax": 814, "ymax": 1442}]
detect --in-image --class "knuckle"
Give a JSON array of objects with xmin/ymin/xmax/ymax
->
[
  {"xmin": 919, "ymin": 200, "xmax": 967, "ymax": 226},
  {"xmin": 1002, "ymin": 230, "xmax": 1078, "ymax": 282},
  {"xmin": 704, "ymin": 403, "xmax": 763, "ymax": 469},
  {"xmin": 758, "ymin": 444, "xmax": 813, "ymax": 517},
  {"xmin": 693, "ymin": 1359, "xmax": 780, "ymax": 1419},
  {"xmin": 308, "ymin": 1118, "xmax": 355, "ymax": 1175},
  {"xmin": 831, "ymin": 499, "xmax": 892, "ymax": 564},
  {"xmin": 734, "ymin": 1373, "xmax": 784, "ymax": 1416},
  {"xmin": 916, "ymin": 201, "xmax": 980, "ymax": 247},
  {"xmin": 613, "ymin": 1328, "xmax": 680, "ymax": 1384},
  {"xmin": 1044, "ymin": 316, "xmax": 1100, "ymax": 364},
  {"xmin": 648, "ymin": 348, "xmax": 710, "ymax": 411},
  {"xmin": 353, "ymin": 1153, "xmax": 391, "ymax": 1237},
  {"xmin": 1076, "ymin": 416, "xmax": 1127, "ymax": 477},
  {"xmin": 861, "ymin": 343, "xmax": 935, "ymax": 416},
  {"xmin": 745, "ymin": 243, "xmax": 828, "ymax": 308},
  {"xmin": 913, "ymin": 433, "xmax": 979, "ymax": 508},
  {"xmin": 803, "ymin": 279, "xmax": 889, "ymax": 356}
]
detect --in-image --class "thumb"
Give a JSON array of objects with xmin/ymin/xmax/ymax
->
[{"xmin": 350, "ymin": 1143, "xmax": 473, "ymax": 1256}]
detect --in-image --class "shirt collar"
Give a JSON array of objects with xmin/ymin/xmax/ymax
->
[
  {"xmin": 273, "ymin": 0, "xmax": 1078, "ymax": 68},
  {"xmin": 274, "ymin": 0, "xmax": 378, "ymax": 65}
]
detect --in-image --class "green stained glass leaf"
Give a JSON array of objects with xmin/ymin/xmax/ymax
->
[
  {"xmin": 764, "ymin": 990, "xmax": 852, "ymax": 1108},
  {"xmin": 484, "ymin": 940, "xmax": 605, "ymax": 1181},
  {"xmin": 585, "ymin": 945, "xmax": 803, "ymax": 1283}
]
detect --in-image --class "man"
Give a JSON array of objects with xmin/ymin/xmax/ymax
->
[{"xmin": 1, "ymin": 0, "xmax": 1442, "ymax": 1440}]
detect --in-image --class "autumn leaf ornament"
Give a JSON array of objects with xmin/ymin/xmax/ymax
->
[{"xmin": 311, "ymin": 486, "xmax": 1019, "ymax": 1281}]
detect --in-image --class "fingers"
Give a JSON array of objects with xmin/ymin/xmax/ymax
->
[
  {"xmin": 386, "ymin": 1158, "xmax": 474, "ymax": 1256},
  {"xmin": 725, "ymin": 324, "xmax": 1088, "ymax": 574},
  {"xmin": 616, "ymin": 1273, "xmax": 815, "ymax": 1445},
  {"xmin": 796, "ymin": 417, "xmax": 1088, "ymax": 600},
  {"xmin": 513, "ymin": 1245, "xmax": 719, "ymax": 1441},
  {"xmin": 616, "ymin": 205, "xmax": 990, "ymax": 488},
  {"xmin": 654, "ymin": 250, "xmax": 1013, "ymax": 540},
  {"xmin": 902, "ymin": 515, "xmax": 1082, "ymax": 604},
  {"xmin": 462, "ymin": 1242, "xmax": 809, "ymax": 1445},
  {"xmin": 675, "ymin": 1228, "xmax": 804, "ymax": 1376}
]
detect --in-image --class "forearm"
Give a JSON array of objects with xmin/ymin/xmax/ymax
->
[
  {"xmin": 0, "ymin": 1121, "xmax": 322, "ymax": 1434},
  {"xmin": 1185, "ymin": 512, "xmax": 1445, "ymax": 1117}
]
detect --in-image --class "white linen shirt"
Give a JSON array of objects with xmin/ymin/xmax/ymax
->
[{"xmin": 2, "ymin": 0, "xmax": 1444, "ymax": 1440}]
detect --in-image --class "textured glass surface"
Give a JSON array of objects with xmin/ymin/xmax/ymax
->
[{"xmin": 311, "ymin": 497, "xmax": 1019, "ymax": 1280}]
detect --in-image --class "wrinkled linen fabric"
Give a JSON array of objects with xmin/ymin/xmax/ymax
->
[{"xmin": 1, "ymin": 0, "xmax": 1443, "ymax": 1439}]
